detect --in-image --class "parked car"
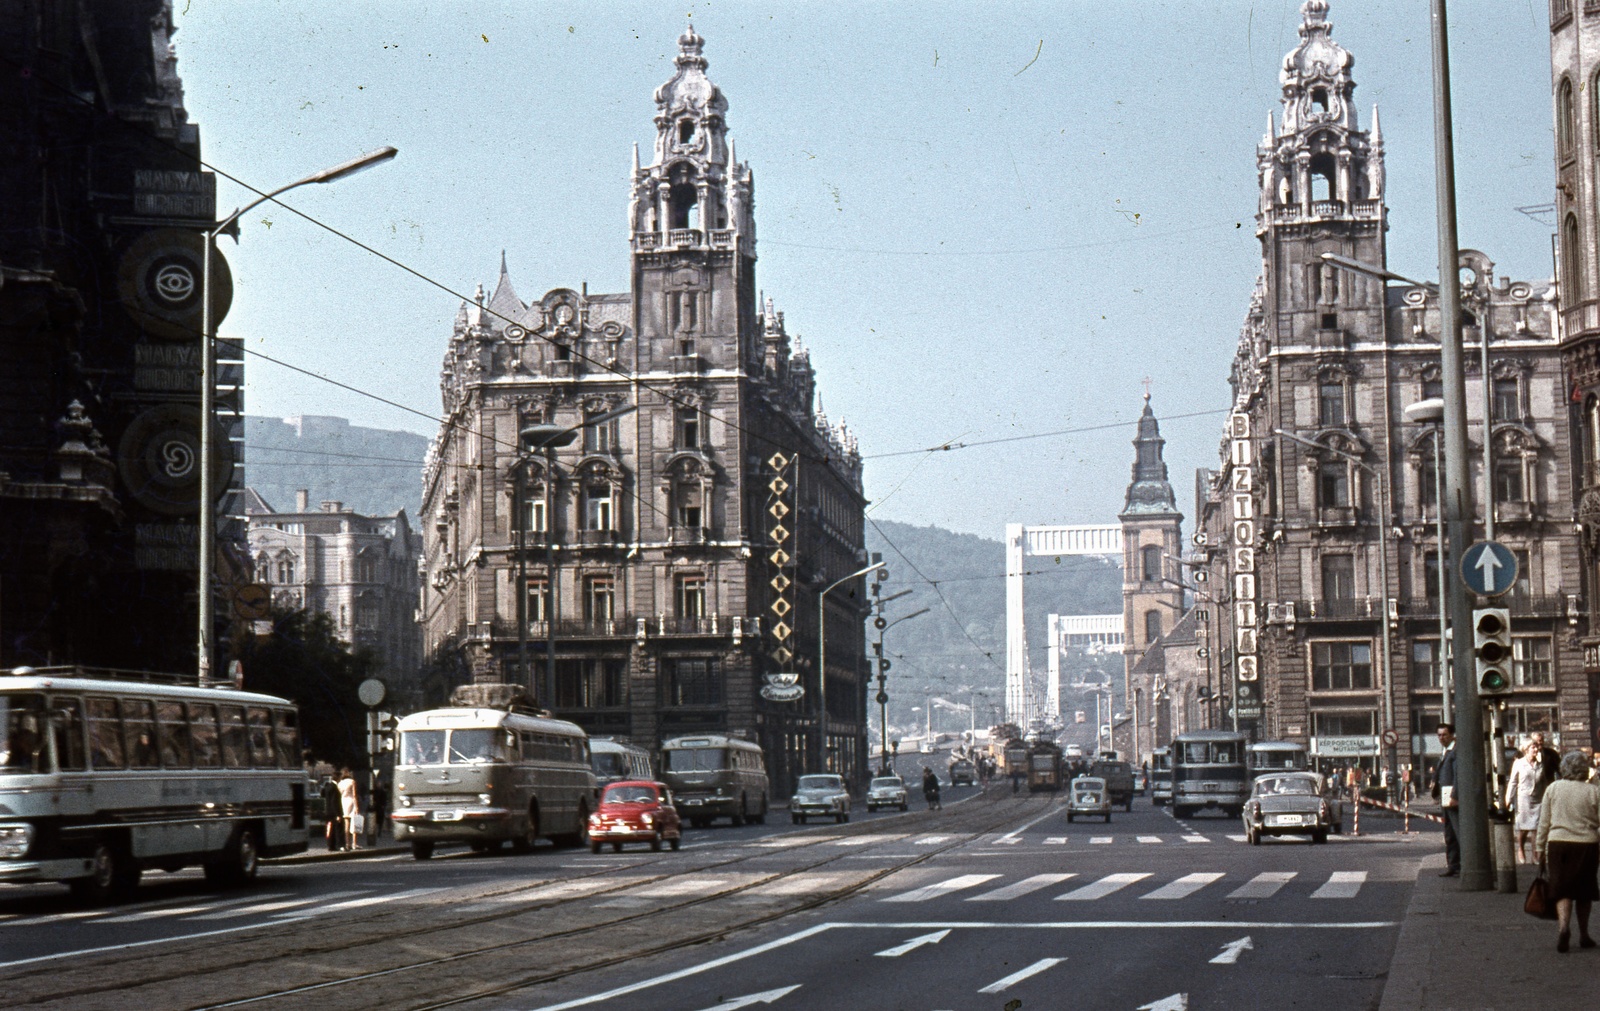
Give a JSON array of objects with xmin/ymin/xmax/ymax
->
[
  {"xmin": 588, "ymin": 781, "xmax": 682, "ymax": 853},
  {"xmin": 1241, "ymin": 772, "xmax": 1339, "ymax": 845},
  {"xmin": 948, "ymin": 759, "xmax": 977, "ymax": 786},
  {"xmin": 866, "ymin": 776, "xmax": 909, "ymax": 812},
  {"xmin": 791, "ymin": 774, "xmax": 852, "ymax": 824},
  {"xmin": 1066, "ymin": 776, "xmax": 1112, "ymax": 824}
]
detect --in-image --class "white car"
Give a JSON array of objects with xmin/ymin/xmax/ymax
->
[
  {"xmin": 791, "ymin": 774, "xmax": 852, "ymax": 824},
  {"xmin": 866, "ymin": 776, "xmax": 909, "ymax": 812}
]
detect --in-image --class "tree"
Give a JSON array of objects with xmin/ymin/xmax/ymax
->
[{"xmin": 233, "ymin": 609, "xmax": 373, "ymax": 769}]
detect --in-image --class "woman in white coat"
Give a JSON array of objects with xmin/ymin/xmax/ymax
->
[{"xmin": 1505, "ymin": 741, "xmax": 1544, "ymax": 863}]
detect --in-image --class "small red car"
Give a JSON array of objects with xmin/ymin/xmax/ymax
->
[{"xmin": 588, "ymin": 780, "xmax": 683, "ymax": 853}]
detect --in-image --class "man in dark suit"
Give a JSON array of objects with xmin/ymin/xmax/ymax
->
[{"xmin": 1432, "ymin": 723, "xmax": 1460, "ymax": 877}]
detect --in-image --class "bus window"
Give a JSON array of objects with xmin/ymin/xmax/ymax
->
[
  {"xmin": 0, "ymin": 694, "xmax": 47, "ymax": 772},
  {"xmin": 219, "ymin": 707, "xmax": 250, "ymax": 768},
  {"xmin": 449, "ymin": 729, "xmax": 500, "ymax": 764},
  {"xmin": 273, "ymin": 710, "xmax": 298, "ymax": 768},
  {"xmin": 190, "ymin": 703, "xmax": 221, "ymax": 768},
  {"xmin": 664, "ymin": 747, "xmax": 726, "ymax": 771},
  {"xmin": 124, "ymin": 699, "xmax": 159, "ymax": 769},
  {"xmin": 1182, "ymin": 742, "xmax": 1211, "ymax": 764},
  {"xmin": 1213, "ymin": 742, "xmax": 1237, "ymax": 764},
  {"xmin": 51, "ymin": 697, "xmax": 86, "ymax": 771},
  {"xmin": 593, "ymin": 751, "xmax": 625, "ymax": 780},
  {"xmin": 86, "ymin": 697, "xmax": 125, "ymax": 769},
  {"xmin": 402, "ymin": 730, "xmax": 444, "ymax": 766},
  {"xmin": 156, "ymin": 702, "xmax": 192, "ymax": 768},
  {"xmin": 245, "ymin": 708, "xmax": 274, "ymax": 767}
]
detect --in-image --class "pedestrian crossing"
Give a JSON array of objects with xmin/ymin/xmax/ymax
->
[
  {"xmin": 879, "ymin": 869, "xmax": 1370, "ymax": 904},
  {"xmin": 981, "ymin": 832, "xmax": 1353, "ymax": 848},
  {"xmin": 0, "ymin": 885, "xmax": 443, "ymax": 930}
]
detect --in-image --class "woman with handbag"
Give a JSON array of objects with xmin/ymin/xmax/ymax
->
[{"xmin": 1534, "ymin": 751, "xmax": 1600, "ymax": 952}]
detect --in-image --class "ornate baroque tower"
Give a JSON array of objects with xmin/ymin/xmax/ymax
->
[{"xmin": 1120, "ymin": 396, "xmax": 1183, "ymax": 761}]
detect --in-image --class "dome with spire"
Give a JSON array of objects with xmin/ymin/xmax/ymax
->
[
  {"xmin": 1121, "ymin": 396, "xmax": 1180, "ymax": 518},
  {"xmin": 1279, "ymin": 0, "xmax": 1357, "ymax": 135}
]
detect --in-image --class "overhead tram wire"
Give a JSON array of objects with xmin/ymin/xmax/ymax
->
[
  {"xmin": 864, "ymin": 407, "xmax": 1231, "ymax": 459},
  {"xmin": 868, "ymin": 517, "xmax": 1006, "ymax": 678}
]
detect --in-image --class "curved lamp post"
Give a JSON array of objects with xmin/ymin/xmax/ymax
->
[
  {"xmin": 517, "ymin": 404, "xmax": 637, "ymax": 708},
  {"xmin": 198, "ymin": 146, "xmax": 398, "ymax": 685},
  {"xmin": 875, "ymin": 606, "xmax": 929, "ymax": 773},
  {"xmin": 817, "ymin": 560, "xmax": 884, "ymax": 773}
]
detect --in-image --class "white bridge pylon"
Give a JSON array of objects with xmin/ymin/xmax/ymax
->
[{"xmin": 1005, "ymin": 523, "xmax": 1123, "ymax": 729}]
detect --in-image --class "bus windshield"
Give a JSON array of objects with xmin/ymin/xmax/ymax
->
[
  {"xmin": 663, "ymin": 747, "xmax": 726, "ymax": 772},
  {"xmin": 400, "ymin": 729, "xmax": 504, "ymax": 765},
  {"xmin": 0, "ymin": 694, "xmax": 47, "ymax": 773},
  {"xmin": 1252, "ymin": 748, "xmax": 1307, "ymax": 771},
  {"xmin": 593, "ymin": 752, "xmax": 626, "ymax": 778},
  {"xmin": 1182, "ymin": 741, "xmax": 1238, "ymax": 765}
]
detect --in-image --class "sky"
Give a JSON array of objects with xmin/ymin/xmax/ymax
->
[{"xmin": 173, "ymin": 0, "xmax": 1557, "ymax": 539}]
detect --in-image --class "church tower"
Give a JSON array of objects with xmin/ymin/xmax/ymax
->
[
  {"xmin": 629, "ymin": 25, "xmax": 758, "ymax": 371},
  {"xmin": 1120, "ymin": 396, "xmax": 1183, "ymax": 761},
  {"xmin": 1256, "ymin": 0, "xmax": 1388, "ymax": 350}
]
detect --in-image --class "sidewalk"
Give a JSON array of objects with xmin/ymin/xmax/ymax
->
[
  {"xmin": 265, "ymin": 829, "xmax": 405, "ymax": 865},
  {"xmin": 1381, "ymin": 853, "xmax": 1595, "ymax": 1009}
]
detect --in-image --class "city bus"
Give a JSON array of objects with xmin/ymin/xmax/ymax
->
[
  {"xmin": 659, "ymin": 735, "xmax": 769, "ymax": 827},
  {"xmin": 1247, "ymin": 740, "xmax": 1310, "ymax": 782},
  {"xmin": 0, "ymin": 667, "xmax": 309, "ymax": 903},
  {"xmin": 391, "ymin": 706, "xmax": 597, "ymax": 859},
  {"xmin": 590, "ymin": 737, "xmax": 653, "ymax": 785},
  {"xmin": 1170, "ymin": 729, "xmax": 1249, "ymax": 818},
  {"xmin": 1150, "ymin": 746, "xmax": 1173, "ymax": 806}
]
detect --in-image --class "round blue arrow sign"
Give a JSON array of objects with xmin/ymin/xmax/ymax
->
[{"xmin": 1461, "ymin": 540, "xmax": 1518, "ymax": 596}]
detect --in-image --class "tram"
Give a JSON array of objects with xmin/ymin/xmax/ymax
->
[{"xmin": 1026, "ymin": 740, "xmax": 1066, "ymax": 792}]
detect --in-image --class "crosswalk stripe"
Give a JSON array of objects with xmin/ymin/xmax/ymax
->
[
  {"xmin": 884, "ymin": 874, "xmax": 1001, "ymax": 903},
  {"xmin": 1043, "ymin": 837, "xmax": 1068, "ymax": 845},
  {"xmin": 1089, "ymin": 837, "xmax": 1112, "ymax": 845},
  {"xmin": 96, "ymin": 893, "xmax": 292, "ymax": 924},
  {"xmin": 285, "ymin": 887, "xmax": 442, "ymax": 918},
  {"xmin": 968, "ymin": 874, "xmax": 1076, "ymax": 902},
  {"xmin": 1228, "ymin": 871, "xmax": 1297, "ymax": 899},
  {"xmin": 1311, "ymin": 871, "xmax": 1367, "ymax": 899},
  {"xmin": 1136, "ymin": 836, "xmax": 1163, "ymax": 844},
  {"xmin": 993, "ymin": 837, "xmax": 1022, "ymax": 846},
  {"xmin": 1226, "ymin": 834, "xmax": 1248, "ymax": 842},
  {"xmin": 914, "ymin": 836, "xmax": 950, "ymax": 846},
  {"xmin": 1183, "ymin": 834, "xmax": 1209, "ymax": 843},
  {"xmin": 192, "ymin": 890, "xmax": 364, "ymax": 921},
  {"xmin": 978, "ymin": 957, "xmax": 1066, "ymax": 993},
  {"xmin": 1055, "ymin": 872, "xmax": 1151, "ymax": 901},
  {"xmin": 1141, "ymin": 872, "xmax": 1224, "ymax": 900}
]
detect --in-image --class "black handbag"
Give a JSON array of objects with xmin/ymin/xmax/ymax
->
[{"xmin": 1525, "ymin": 868, "xmax": 1558, "ymax": 921}]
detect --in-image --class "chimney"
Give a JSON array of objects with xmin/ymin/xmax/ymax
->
[
  {"xmin": 295, "ymin": 489, "xmax": 309, "ymax": 511},
  {"xmin": 321, "ymin": 501, "xmax": 343, "ymax": 513}
]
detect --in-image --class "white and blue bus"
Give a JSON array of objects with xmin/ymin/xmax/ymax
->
[{"xmin": 0, "ymin": 668, "xmax": 310, "ymax": 903}]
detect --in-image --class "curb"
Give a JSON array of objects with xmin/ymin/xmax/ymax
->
[
  {"xmin": 265, "ymin": 843, "xmax": 407, "ymax": 865},
  {"xmin": 1377, "ymin": 853, "xmax": 1444, "ymax": 1011}
]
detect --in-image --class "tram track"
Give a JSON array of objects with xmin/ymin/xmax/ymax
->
[{"xmin": 0, "ymin": 790, "xmax": 1050, "ymax": 1011}]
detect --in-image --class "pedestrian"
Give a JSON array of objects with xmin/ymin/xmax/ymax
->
[
  {"xmin": 1530, "ymin": 732, "xmax": 1562, "ymax": 790},
  {"xmin": 337, "ymin": 766, "xmax": 361, "ymax": 851},
  {"xmin": 320, "ymin": 775, "xmax": 344, "ymax": 852},
  {"xmin": 1534, "ymin": 751, "xmax": 1600, "ymax": 952},
  {"xmin": 371, "ymin": 780, "xmax": 389, "ymax": 846},
  {"xmin": 1432, "ymin": 723, "xmax": 1461, "ymax": 878},
  {"xmin": 1011, "ymin": 765, "xmax": 1022, "ymax": 795},
  {"xmin": 921, "ymin": 766, "xmax": 941, "ymax": 811},
  {"xmin": 1505, "ymin": 740, "xmax": 1545, "ymax": 863}
]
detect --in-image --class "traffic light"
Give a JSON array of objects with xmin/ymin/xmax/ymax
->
[
  {"xmin": 1473, "ymin": 607, "xmax": 1512, "ymax": 696},
  {"xmin": 375, "ymin": 712, "xmax": 398, "ymax": 752}
]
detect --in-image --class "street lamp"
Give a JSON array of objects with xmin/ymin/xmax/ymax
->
[
  {"xmin": 1274, "ymin": 426, "xmax": 1396, "ymax": 771},
  {"xmin": 815, "ymin": 560, "xmax": 884, "ymax": 773},
  {"xmin": 1404, "ymin": 397, "xmax": 1451, "ymax": 725},
  {"xmin": 198, "ymin": 146, "xmax": 398, "ymax": 685},
  {"xmin": 874, "ymin": 606, "xmax": 929, "ymax": 774},
  {"xmin": 516, "ymin": 405, "xmax": 637, "ymax": 708}
]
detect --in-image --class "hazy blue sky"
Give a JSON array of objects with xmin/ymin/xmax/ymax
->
[{"xmin": 174, "ymin": 0, "xmax": 1555, "ymax": 538}]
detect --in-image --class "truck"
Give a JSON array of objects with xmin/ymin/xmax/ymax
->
[{"xmin": 1090, "ymin": 757, "xmax": 1136, "ymax": 811}]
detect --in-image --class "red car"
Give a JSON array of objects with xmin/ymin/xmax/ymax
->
[{"xmin": 588, "ymin": 780, "xmax": 683, "ymax": 853}]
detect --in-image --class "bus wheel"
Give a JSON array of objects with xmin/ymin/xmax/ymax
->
[
  {"xmin": 411, "ymin": 841, "xmax": 435, "ymax": 860},
  {"xmin": 513, "ymin": 810, "xmax": 540, "ymax": 853},
  {"xmin": 71, "ymin": 841, "xmax": 135, "ymax": 904},
  {"xmin": 205, "ymin": 827, "xmax": 258, "ymax": 887}
]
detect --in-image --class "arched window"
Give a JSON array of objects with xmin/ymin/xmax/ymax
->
[
  {"xmin": 1309, "ymin": 152, "xmax": 1337, "ymax": 203},
  {"xmin": 1144, "ymin": 609, "xmax": 1163, "ymax": 644},
  {"xmin": 1141, "ymin": 545, "xmax": 1162, "ymax": 582},
  {"xmin": 1563, "ymin": 213, "xmax": 1583, "ymax": 302},
  {"xmin": 1558, "ymin": 77, "xmax": 1576, "ymax": 157},
  {"xmin": 1310, "ymin": 86, "xmax": 1329, "ymax": 113}
]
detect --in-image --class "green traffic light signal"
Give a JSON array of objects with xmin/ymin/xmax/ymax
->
[{"xmin": 1480, "ymin": 668, "xmax": 1509, "ymax": 693}]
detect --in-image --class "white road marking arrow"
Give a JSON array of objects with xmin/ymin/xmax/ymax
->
[
  {"xmin": 874, "ymin": 929, "xmax": 951, "ymax": 957},
  {"xmin": 694, "ymin": 986, "xmax": 801, "ymax": 1011},
  {"xmin": 1474, "ymin": 546, "xmax": 1503, "ymax": 587},
  {"xmin": 1209, "ymin": 935, "xmax": 1254, "ymax": 964},
  {"xmin": 1136, "ymin": 995, "xmax": 1189, "ymax": 1011}
]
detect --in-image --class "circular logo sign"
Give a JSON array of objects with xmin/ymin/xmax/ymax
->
[
  {"xmin": 116, "ymin": 229, "xmax": 233, "ymax": 341},
  {"xmin": 358, "ymin": 678, "xmax": 387, "ymax": 708},
  {"xmin": 116, "ymin": 405, "xmax": 235, "ymax": 515}
]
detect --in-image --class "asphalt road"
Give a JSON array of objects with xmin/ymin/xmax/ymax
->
[
  {"xmin": 0, "ymin": 786, "xmax": 1434, "ymax": 1010},
  {"xmin": 503, "ymin": 798, "xmax": 1432, "ymax": 1011}
]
